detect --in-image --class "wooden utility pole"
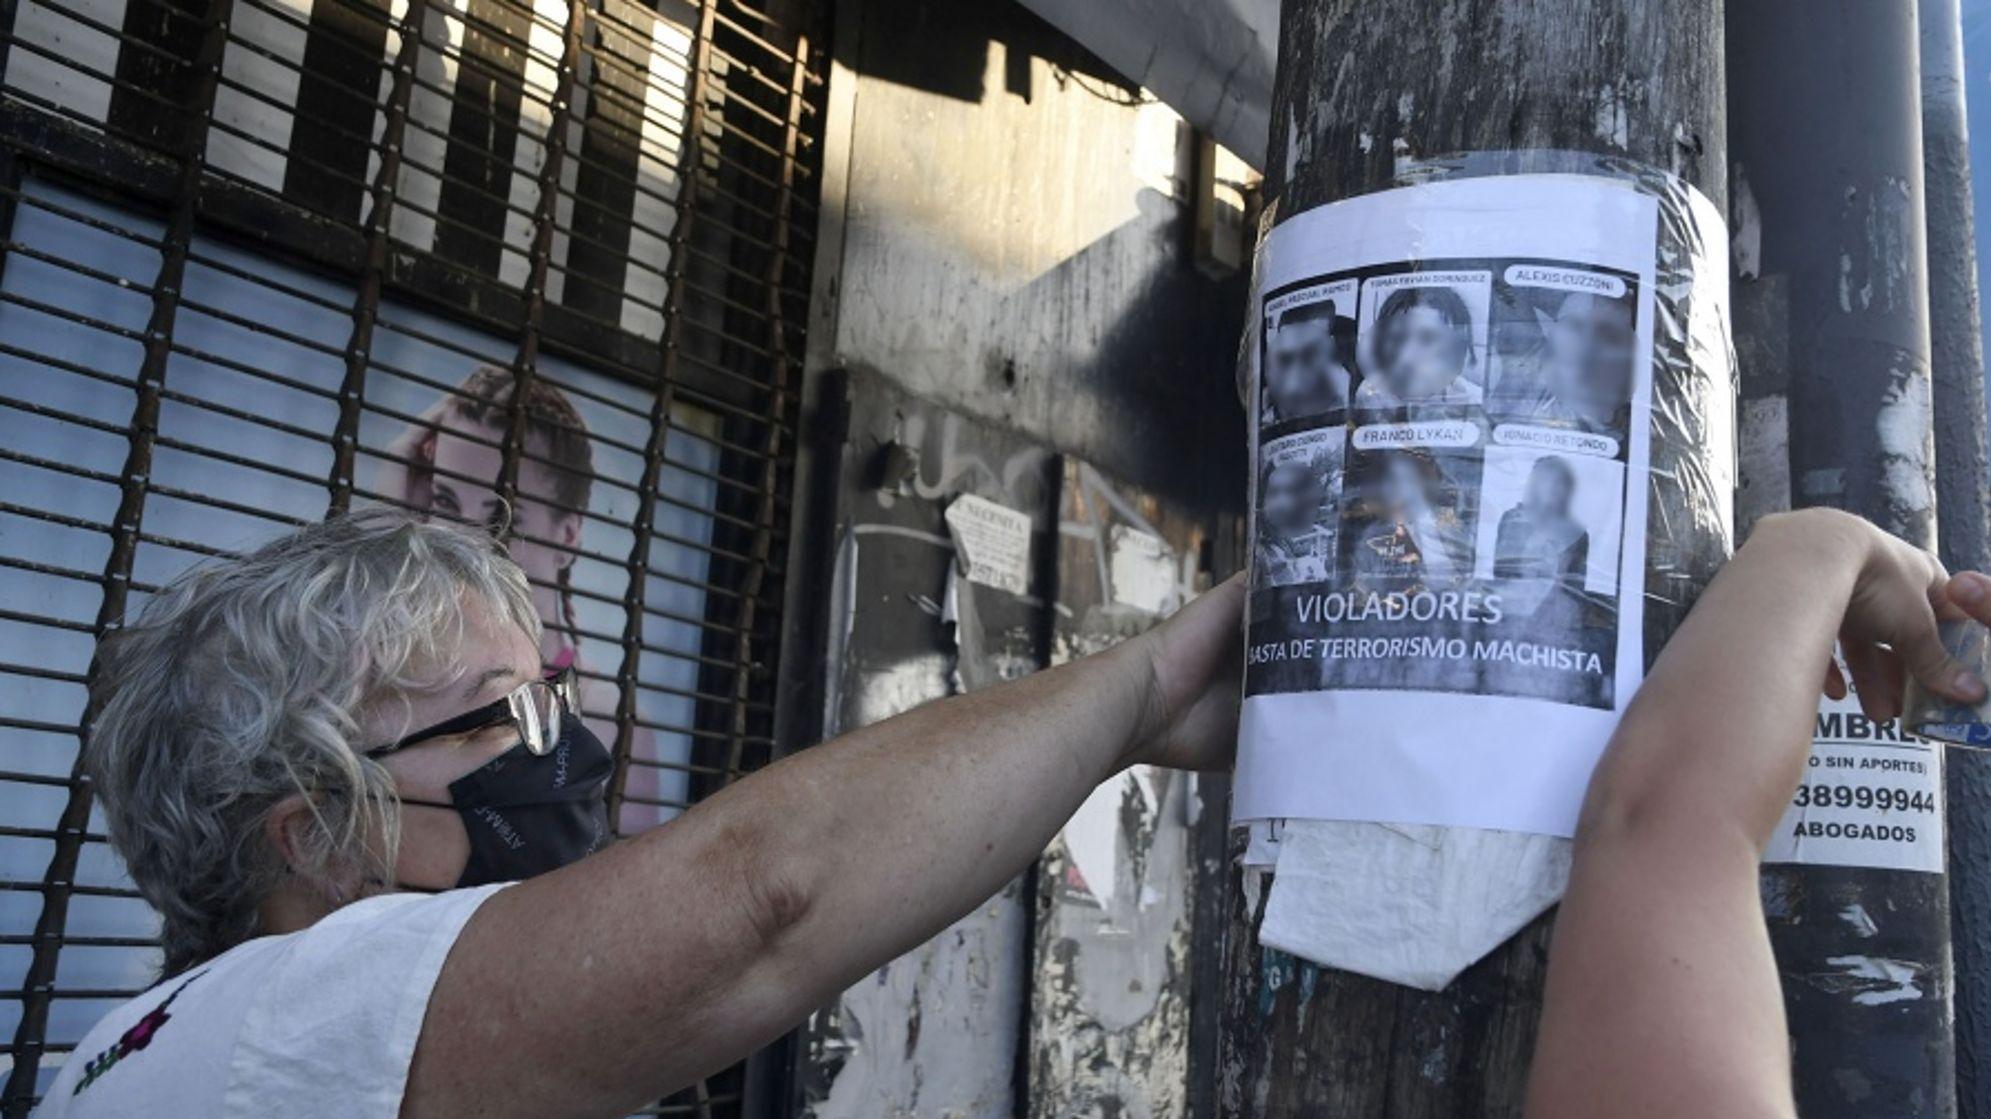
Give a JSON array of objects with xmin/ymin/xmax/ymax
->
[
  {"xmin": 1219, "ymin": 2, "xmax": 1727, "ymax": 1114},
  {"xmin": 1730, "ymin": 4, "xmax": 1958, "ymax": 1115},
  {"xmin": 1923, "ymin": 0, "xmax": 1991, "ymax": 1109}
]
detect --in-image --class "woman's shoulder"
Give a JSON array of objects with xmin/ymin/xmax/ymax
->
[
  {"xmin": 36, "ymin": 886, "xmax": 508, "ymax": 1118},
  {"xmin": 36, "ymin": 934, "xmax": 289, "ymax": 1116}
]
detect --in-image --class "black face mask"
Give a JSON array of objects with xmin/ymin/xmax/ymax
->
[{"xmin": 445, "ymin": 712, "xmax": 613, "ymax": 887}]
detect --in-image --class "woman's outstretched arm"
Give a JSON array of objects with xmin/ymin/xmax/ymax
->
[
  {"xmin": 404, "ymin": 576, "xmax": 1244, "ymax": 1119},
  {"xmin": 1528, "ymin": 509, "xmax": 1991, "ymax": 1119}
]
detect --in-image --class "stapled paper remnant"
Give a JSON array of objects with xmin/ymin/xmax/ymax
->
[
  {"xmin": 1260, "ymin": 821, "xmax": 1571, "ymax": 991},
  {"xmin": 1107, "ymin": 525, "xmax": 1178, "ymax": 615},
  {"xmin": 944, "ymin": 494, "xmax": 1033, "ymax": 595}
]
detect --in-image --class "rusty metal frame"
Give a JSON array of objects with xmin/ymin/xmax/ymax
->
[
  {"xmin": 0, "ymin": 0, "xmax": 827, "ymax": 1110},
  {"xmin": 0, "ymin": 0, "xmax": 236, "ymax": 1108},
  {"xmin": 327, "ymin": 0, "xmax": 430, "ymax": 514}
]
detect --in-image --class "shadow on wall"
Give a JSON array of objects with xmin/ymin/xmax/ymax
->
[
  {"xmin": 1005, "ymin": 185, "xmax": 1250, "ymax": 514},
  {"xmin": 853, "ymin": 0, "xmax": 1138, "ymax": 105},
  {"xmin": 829, "ymin": 0, "xmax": 1251, "ymax": 518}
]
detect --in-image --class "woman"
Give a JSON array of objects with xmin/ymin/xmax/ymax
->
[
  {"xmin": 37, "ymin": 505, "xmax": 1979, "ymax": 1117},
  {"xmin": 38, "ymin": 508, "xmax": 1242, "ymax": 1117},
  {"xmin": 1526, "ymin": 507, "xmax": 1991, "ymax": 1118}
]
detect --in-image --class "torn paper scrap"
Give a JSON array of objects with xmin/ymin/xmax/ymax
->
[
  {"xmin": 1260, "ymin": 820, "xmax": 1570, "ymax": 991},
  {"xmin": 944, "ymin": 493, "xmax": 1033, "ymax": 596}
]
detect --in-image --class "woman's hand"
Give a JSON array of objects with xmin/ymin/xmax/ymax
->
[
  {"xmin": 1531, "ymin": 507, "xmax": 1991, "ymax": 1119},
  {"xmin": 1121, "ymin": 574, "xmax": 1245, "ymax": 772},
  {"xmin": 1802, "ymin": 507, "xmax": 1991, "ymax": 719}
]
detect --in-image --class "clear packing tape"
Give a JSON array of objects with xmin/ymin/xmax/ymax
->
[
  {"xmin": 1908, "ymin": 619, "xmax": 1991, "ymax": 746},
  {"xmin": 1232, "ymin": 152, "xmax": 1737, "ymax": 989}
]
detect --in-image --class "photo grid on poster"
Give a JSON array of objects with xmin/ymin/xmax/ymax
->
[{"xmin": 1249, "ymin": 259, "xmax": 1641, "ymax": 712}]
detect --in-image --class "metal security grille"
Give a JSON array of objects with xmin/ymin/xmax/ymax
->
[{"xmin": 0, "ymin": 0, "xmax": 822, "ymax": 1109}]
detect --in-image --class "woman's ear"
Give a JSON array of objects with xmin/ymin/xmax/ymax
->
[
  {"xmin": 554, "ymin": 511, "xmax": 582, "ymax": 560},
  {"xmin": 261, "ymin": 793, "xmax": 318, "ymax": 874},
  {"xmin": 262, "ymin": 794, "xmax": 373, "ymax": 910}
]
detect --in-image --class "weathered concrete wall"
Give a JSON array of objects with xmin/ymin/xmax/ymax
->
[
  {"xmin": 782, "ymin": 1, "xmax": 1251, "ymax": 1116},
  {"xmin": 807, "ymin": 0, "xmax": 1248, "ymax": 520},
  {"xmin": 796, "ymin": 375, "xmax": 1056, "ymax": 1119},
  {"xmin": 1030, "ymin": 462, "xmax": 1220, "ymax": 1119},
  {"xmin": 1011, "ymin": 0, "xmax": 1277, "ymax": 169}
]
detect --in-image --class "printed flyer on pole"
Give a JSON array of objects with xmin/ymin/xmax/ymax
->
[{"xmin": 1233, "ymin": 173, "xmax": 1680, "ymax": 838}]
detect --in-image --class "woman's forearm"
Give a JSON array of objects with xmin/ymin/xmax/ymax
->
[
  {"xmin": 1579, "ymin": 510, "xmax": 1867, "ymax": 848},
  {"xmin": 415, "ymin": 614, "xmax": 1164, "ymax": 1118},
  {"xmin": 1528, "ymin": 510, "xmax": 1882, "ymax": 1119},
  {"xmin": 733, "ymin": 631, "xmax": 1155, "ymax": 977}
]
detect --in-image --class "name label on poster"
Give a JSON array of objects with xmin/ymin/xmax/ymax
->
[{"xmin": 1352, "ymin": 421, "xmax": 1482, "ymax": 450}]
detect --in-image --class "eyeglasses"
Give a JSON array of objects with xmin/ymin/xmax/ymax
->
[{"xmin": 365, "ymin": 667, "xmax": 580, "ymax": 759}]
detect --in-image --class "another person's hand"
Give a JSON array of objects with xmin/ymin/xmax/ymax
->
[
  {"xmin": 1122, "ymin": 574, "xmax": 1244, "ymax": 772},
  {"xmin": 1795, "ymin": 507, "xmax": 1991, "ymax": 720}
]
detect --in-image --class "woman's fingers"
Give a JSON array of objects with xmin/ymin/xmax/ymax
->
[
  {"xmin": 1945, "ymin": 571, "xmax": 1991, "ymax": 628},
  {"xmin": 1849, "ymin": 539, "xmax": 1987, "ymax": 708},
  {"xmin": 1890, "ymin": 611, "xmax": 1984, "ymax": 706},
  {"xmin": 1841, "ymin": 640, "xmax": 1898, "ymax": 722}
]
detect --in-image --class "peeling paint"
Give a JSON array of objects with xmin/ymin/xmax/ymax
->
[
  {"xmin": 807, "ymin": 381, "xmax": 1057, "ymax": 1119},
  {"xmin": 1835, "ymin": 177, "xmax": 1917, "ymax": 316},
  {"xmin": 1839, "ymin": 903, "xmax": 1879, "ymax": 939},
  {"xmin": 813, "ymin": 880, "xmax": 1029, "ymax": 1118},
  {"xmin": 1735, "ymin": 394, "xmax": 1790, "ymax": 537},
  {"xmin": 1875, "ymin": 363, "xmax": 1937, "ymax": 528},
  {"xmin": 1730, "ymin": 163, "xmax": 1762, "ymax": 281},
  {"xmin": 1593, "ymin": 82, "xmax": 1629, "ymax": 150},
  {"xmin": 1033, "ymin": 771, "xmax": 1195, "ymax": 1118},
  {"xmin": 1032, "ymin": 460, "xmax": 1209, "ymax": 1119},
  {"xmin": 1821, "ymin": 955, "xmax": 1926, "ymax": 1007}
]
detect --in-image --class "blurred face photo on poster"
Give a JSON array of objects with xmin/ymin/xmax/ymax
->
[
  {"xmin": 1265, "ymin": 305, "xmax": 1350, "ymax": 422},
  {"xmin": 1355, "ymin": 274, "xmax": 1490, "ymax": 409},
  {"xmin": 1261, "ymin": 279, "xmax": 1358, "ymax": 426},
  {"xmin": 1255, "ymin": 429, "xmax": 1342, "ymax": 587},
  {"xmin": 1476, "ymin": 444, "xmax": 1625, "ymax": 619},
  {"xmin": 1345, "ymin": 447, "xmax": 1477, "ymax": 588},
  {"xmin": 1494, "ymin": 456, "xmax": 1585, "ymax": 581},
  {"xmin": 1542, "ymin": 292, "xmax": 1635, "ymax": 431},
  {"xmin": 1490, "ymin": 271, "xmax": 1638, "ymax": 439}
]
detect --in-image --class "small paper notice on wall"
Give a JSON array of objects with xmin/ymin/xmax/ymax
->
[
  {"xmin": 1108, "ymin": 525, "xmax": 1178, "ymax": 615},
  {"xmin": 1762, "ymin": 679, "xmax": 1944, "ymax": 875},
  {"xmin": 945, "ymin": 493, "xmax": 1033, "ymax": 595}
]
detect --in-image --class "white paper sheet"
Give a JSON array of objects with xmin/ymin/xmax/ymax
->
[
  {"xmin": 1763, "ymin": 683, "xmax": 1945, "ymax": 874},
  {"xmin": 944, "ymin": 493, "xmax": 1033, "ymax": 596},
  {"xmin": 1259, "ymin": 821, "xmax": 1571, "ymax": 991},
  {"xmin": 1234, "ymin": 174, "xmax": 1666, "ymax": 839}
]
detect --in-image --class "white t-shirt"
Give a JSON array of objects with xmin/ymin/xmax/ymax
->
[{"xmin": 34, "ymin": 883, "xmax": 506, "ymax": 1119}]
